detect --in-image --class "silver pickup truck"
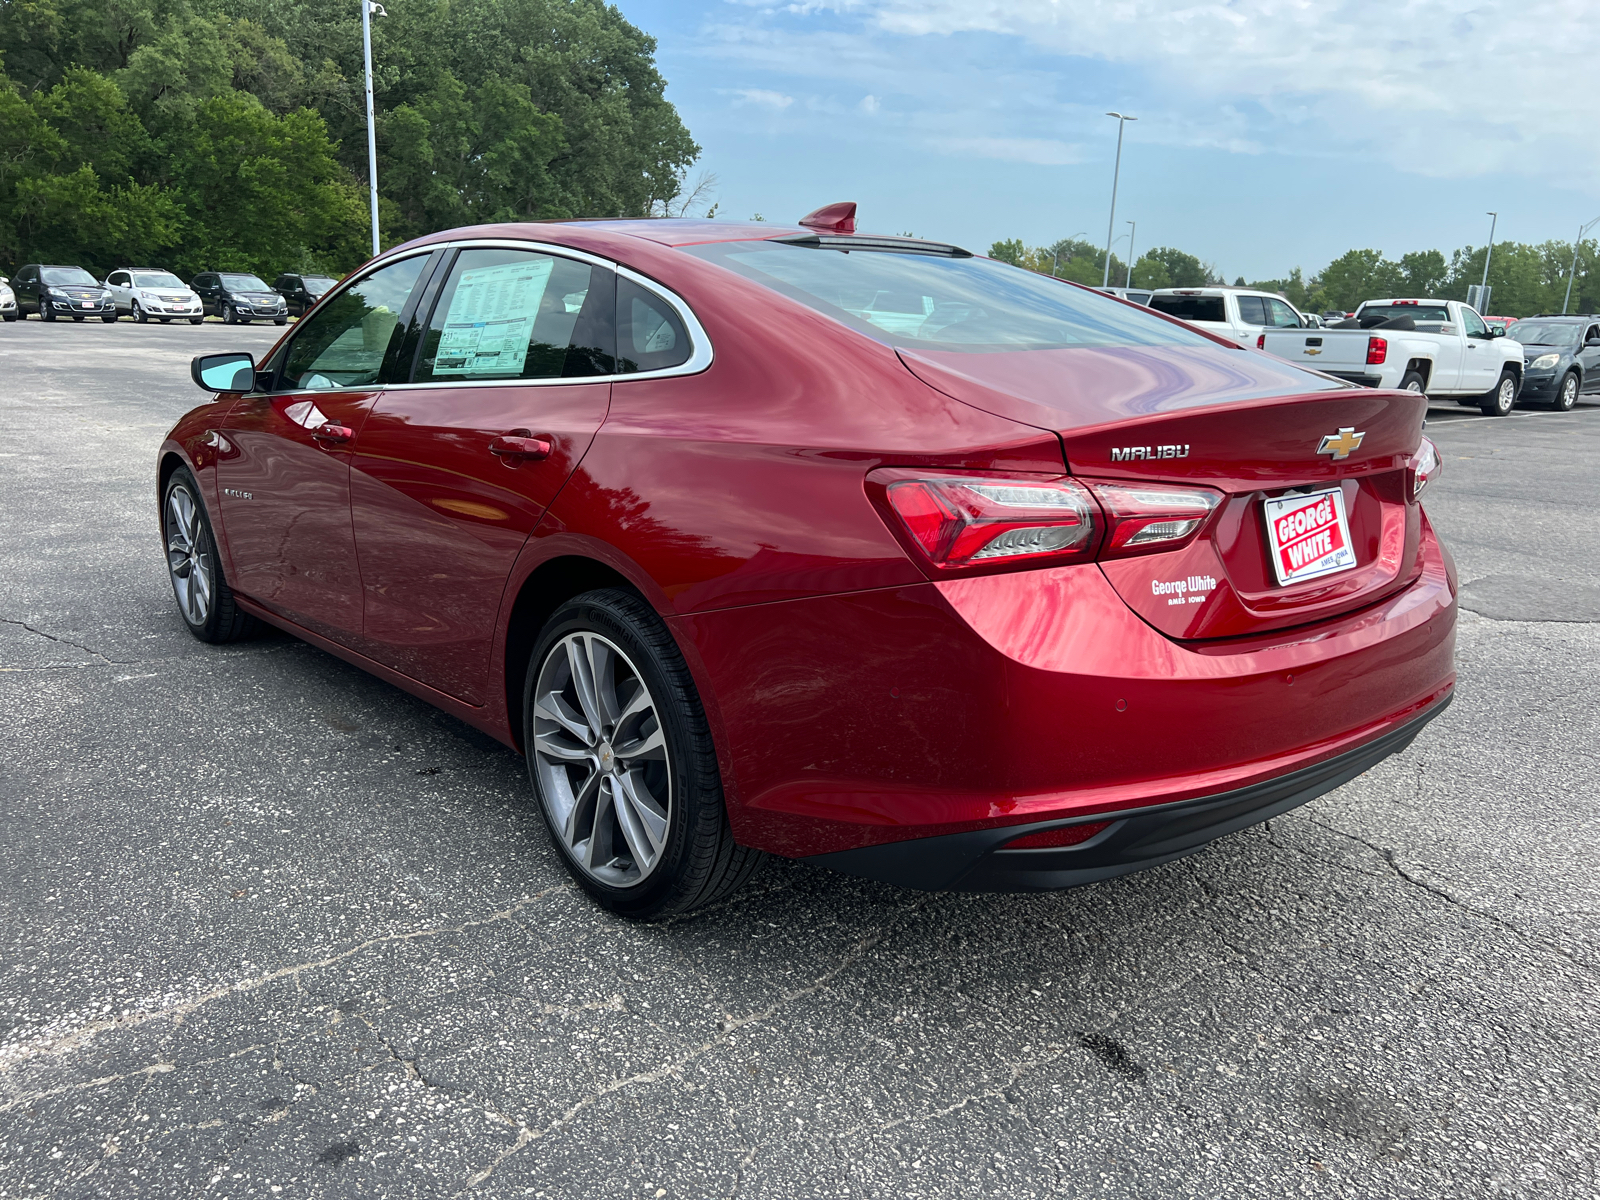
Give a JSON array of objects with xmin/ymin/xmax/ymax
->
[{"xmin": 1259, "ymin": 298, "xmax": 1525, "ymax": 415}]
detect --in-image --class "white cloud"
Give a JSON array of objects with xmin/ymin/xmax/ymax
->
[
  {"xmin": 860, "ymin": 94, "xmax": 880, "ymax": 113},
  {"xmin": 944, "ymin": 136, "xmax": 1081, "ymax": 165},
  {"xmin": 731, "ymin": 87, "xmax": 797, "ymax": 109},
  {"xmin": 785, "ymin": 0, "xmax": 1599, "ymax": 185}
]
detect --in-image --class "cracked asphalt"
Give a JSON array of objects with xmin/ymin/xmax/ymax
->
[{"xmin": 2, "ymin": 320, "xmax": 1598, "ymax": 1199}]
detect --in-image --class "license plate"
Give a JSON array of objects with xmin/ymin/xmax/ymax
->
[
  {"xmin": 1263, "ymin": 487, "xmax": 1357, "ymax": 586},
  {"xmin": 80, "ymin": 301, "xmax": 93, "ymax": 308}
]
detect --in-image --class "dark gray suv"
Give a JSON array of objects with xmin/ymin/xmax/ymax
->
[
  {"xmin": 1507, "ymin": 316, "xmax": 1600, "ymax": 411},
  {"xmin": 11, "ymin": 264, "xmax": 116, "ymax": 322},
  {"xmin": 190, "ymin": 272, "xmax": 288, "ymax": 325}
]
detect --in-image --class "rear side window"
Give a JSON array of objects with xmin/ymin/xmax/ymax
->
[
  {"xmin": 616, "ymin": 277, "xmax": 691, "ymax": 373},
  {"xmin": 414, "ymin": 248, "xmax": 615, "ymax": 383},
  {"xmin": 684, "ymin": 239, "xmax": 1213, "ymax": 352},
  {"xmin": 1149, "ymin": 294, "xmax": 1227, "ymax": 323},
  {"xmin": 1236, "ymin": 295, "xmax": 1268, "ymax": 325}
]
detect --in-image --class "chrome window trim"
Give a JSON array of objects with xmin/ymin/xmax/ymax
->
[{"xmin": 264, "ymin": 237, "xmax": 712, "ymax": 398}]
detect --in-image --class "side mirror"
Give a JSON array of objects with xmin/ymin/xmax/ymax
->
[
  {"xmin": 1489, "ymin": 326, "xmax": 1505, "ymax": 338},
  {"xmin": 192, "ymin": 352, "xmax": 256, "ymax": 393}
]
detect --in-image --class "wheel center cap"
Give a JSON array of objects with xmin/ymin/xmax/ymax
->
[{"xmin": 598, "ymin": 742, "xmax": 616, "ymax": 771}]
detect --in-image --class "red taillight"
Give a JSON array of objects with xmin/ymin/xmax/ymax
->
[
  {"xmin": 872, "ymin": 470, "xmax": 1098, "ymax": 574},
  {"xmin": 1087, "ymin": 480, "xmax": 1223, "ymax": 558},
  {"xmin": 1004, "ymin": 821, "xmax": 1111, "ymax": 849},
  {"xmin": 1408, "ymin": 436, "xmax": 1441, "ymax": 501},
  {"xmin": 1256, "ymin": 333, "xmax": 1266, "ymax": 349},
  {"xmin": 1366, "ymin": 336, "xmax": 1388, "ymax": 365}
]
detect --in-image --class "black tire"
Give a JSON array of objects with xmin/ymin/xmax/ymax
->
[
  {"xmin": 1554, "ymin": 371, "xmax": 1579, "ymax": 412},
  {"xmin": 1479, "ymin": 368, "xmax": 1517, "ymax": 416},
  {"xmin": 2, "ymin": 312, "xmax": 16, "ymax": 322},
  {"xmin": 161, "ymin": 467, "xmax": 260, "ymax": 644},
  {"xmin": 132, "ymin": 301, "xmax": 148, "ymax": 323},
  {"xmin": 523, "ymin": 588, "xmax": 762, "ymax": 919},
  {"xmin": 189, "ymin": 317, "xmax": 202, "ymax": 325},
  {"xmin": 100, "ymin": 312, "xmax": 116, "ymax": 323},
  {"xmin": 274, "ymin": 316, "xmax": 287, "ymax": 326},
  {"xmin": 1399, "ymin": 370, "xmax": 1426, "ymax": 395},
  {"xmin": 72, "ymin": 314, "xmax": 84, "ymax": 322},
  {"xmin": 221, "ymin": 302, "xmax": 236, "ymax": 325},
  {"xmin": 160, "ymin": 317, "xmax": 171, "ymax": 323}
]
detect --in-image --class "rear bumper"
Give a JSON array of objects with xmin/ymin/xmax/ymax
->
[
  {"xmin": 805, "ymin": 695, "xmax": 1447, "ymax": 891},
  {"xmin": 1323, "ymin": 371, "xmax": 1386, "ymax": 387}
]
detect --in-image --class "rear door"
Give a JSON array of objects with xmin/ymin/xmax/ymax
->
[
  {"xmin": 349, "ymin": 245, "xmax": 616, "ymax": 704},
  {"xmin": 217, "ymin": 251, "xmax": 435, "ymax": 643}
]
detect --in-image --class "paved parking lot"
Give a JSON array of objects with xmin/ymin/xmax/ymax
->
[{"xmin": 2, "ymin": 320, "xmax": 1597, "ymax": 1199}]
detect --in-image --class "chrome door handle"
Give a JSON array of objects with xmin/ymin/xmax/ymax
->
[{"xmin": 489, "ymin": 432, "xmax": 553, "ymax": 461}]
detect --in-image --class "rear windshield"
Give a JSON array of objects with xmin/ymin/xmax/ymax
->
[
  {"xmin": 680, "ymin": 239, "xmax": 1213, "ymax": 352},
  {"xmin": 43, "ymin": 267, "xmax": 99, "ymax": 286},
  {"xmin": 1507, "ymin": 321, "xmax": 1579, "ymax": 347},
  {"xmin": 221, "ymin": 274, "xmax": 271, "ymax": 291},
  {"xmin": 1360, "ymin": 303, "xmax": 1450, "ymax": 324},
  {"xmin": 1149, "ymin": 295, "xmax": 1226, "ymax": 323}
]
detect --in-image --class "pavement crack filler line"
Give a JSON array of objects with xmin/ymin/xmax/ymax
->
[
  {"xmin": 0, "ymin": 887, "xmax": 571, "ymax": 1075},
  {"xmin": 451, "ymin": 919, "xmax": 904, "ymax": 1195},
  {"xmin": 0, "ymin": 616, "xmax": 125, "ymax": 666}
]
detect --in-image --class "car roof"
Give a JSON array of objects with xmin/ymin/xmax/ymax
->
[{"xmin": 1361, "ymin": 298, "xmax": 1451, "ymax": 306}]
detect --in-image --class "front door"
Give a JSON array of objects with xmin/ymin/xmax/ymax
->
[
  {"xmin": 218, "ymin": 252, "xmax": 434, "ymax": 644},
  {"xmin": 351, "ymin": 246, "xmax": 616, "ymax": 704},
  {"xmin": 1459, "ymin": 307, "xmax": 1499, "ymax": 392},
  {"xmin": 1582, "ymin": 323, "xmax": 1600, "ymax": 392}
]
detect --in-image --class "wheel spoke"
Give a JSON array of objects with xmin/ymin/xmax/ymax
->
[
  {"xmin": 534, "ymin": 729, "xmax": 590, "ymax": 762},
  {"xmin": 565, "ymin": 636, "xmax": 607, "ymax": 735},
  {"xmin": 615, "ymin": 769, "xmax": 668, "ymax": 858},
  {"xmin": 582, "ymin": 777, "xmax": 616, "ymax": 869},
  {"xmin": 534, "ymin": 690, "xmax": 591, "ymax": 743},
  {"xmin": 616, "ymin": 723, "xmax": 665, "ymax": 764},
  {"xmin": 560, "ymin": 766, "xmax": 602, "ymax": 846}
]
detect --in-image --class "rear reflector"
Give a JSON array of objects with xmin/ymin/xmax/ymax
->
[
  {"xmin": 871, "ymin": 470, "xmax": 1098, "ymax": 574},
  {"xmin": 1367, "ymin": 336, "xmax": 1388, "ymax": 365},
  {"xmin": 1408, "ymin": 435, "xmax": 1441, "ymax": 501},
  {"xmin": 1004, "ymin": 821, "xmax": 1111, "ymax": 850},
  {"xmin": 1087, "ymin": 481, "xmax": 1222, "ymax": 558}
]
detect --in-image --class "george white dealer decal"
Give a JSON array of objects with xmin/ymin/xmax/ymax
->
[{"xmin": 1151, "ymin": 574, "xmax": 1218, "ymax": 606}]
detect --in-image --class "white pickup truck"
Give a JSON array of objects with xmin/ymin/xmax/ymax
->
[{"xmin": 1259, "ymin": 298, "xmax": 1526, "ymax": 415}]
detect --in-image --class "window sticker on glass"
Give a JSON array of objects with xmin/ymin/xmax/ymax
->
[{"xmin": 433, "ymin": 259, "xmax": 554, "ymax": 376}]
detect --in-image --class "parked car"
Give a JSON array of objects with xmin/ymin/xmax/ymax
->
[
  {"xmin": 1259, "ymin": 299, "xmax": 1525, "ymax": 415},
  {"xmin": 1484, "ymin": 315, "xmax": 1517, "ymax": 333},
  {"xmin": 161, "ymin": 210, "xmax": 1456, "ymax": 919},
  {"xmin": 1322, "ymin": 311, "xmax": 1349, "ymax": 322},
  {"xmin": 1506, "ymin": 315, "xmax": 1600, "ymax": 410},
  {"xmin": 190, "ymin": 271, "xmax": 288, "ymax": 324},
  {"xmin": 10, "ymin": 264, "xmax": 116, "ymax": 322},
  {"xmin": 271, "ymin": 272, "xmax": 339, "ymax": 316},
  {"xmin": 0, "ymin": 276, "xmax": 16, "ymax": 322},
  {"xmin": 105, "ymin": 268, "xmax": 203, "ymax": 324},
  {"xmin": 1147, "ymin": 286, "xmax": 1308, "ymax": 342},
  {"xmin": 1096, "ymin": 286, "xmax": 1153, "ymax": 306}
]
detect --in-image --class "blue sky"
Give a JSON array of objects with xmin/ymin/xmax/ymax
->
[{"xmin": 624, "ymin": 0, "xmax": 1600, "ymax": 281}]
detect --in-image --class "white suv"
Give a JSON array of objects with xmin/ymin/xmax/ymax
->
[
  {"xmin": 106, "ymin": 268, "xmax": 204, "ymax": 324},
  {"xmin": 0, "ymin": 276, "xmax": 16, "ymax": 322},
  {"xmin": 1148, "ymin": 287, "xmax": 1307, "ymax": 342}
]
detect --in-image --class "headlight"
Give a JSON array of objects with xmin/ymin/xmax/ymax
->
[{"xmin": 1530, "ymin": 353, "xmax": 1560, "ymax": 370}]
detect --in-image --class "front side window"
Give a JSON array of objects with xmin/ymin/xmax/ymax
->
[
  {"xmin": 280, "ymin": 255, "xmax": 429, "ymax": 390},
  {"xmin": 1266, "ymin": 298, "xmax": 1301, "ymax": 327},
  {"xmin": 686, "ymin": 239, "xmax": 1215, "ymax": 352},
  {"xmin": 414, "ymin": 248, "xmax": 613, "ymax": 383},
  {"xmin": 108, "ymin": 272, "xmax": 128, "ymax": 287},
  {"xmin": 1460, "ymin": 308, "xmax": 1489, "ymax": 337}
]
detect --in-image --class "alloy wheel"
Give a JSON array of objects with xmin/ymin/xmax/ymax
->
[
  {"xmin": 165, "ymin": 484, "xmax": 213, "ymax": 627},
  {"xmin": 531, "ymin": 631, "xmax": 671, "ymax": 888},
  {"xmin": 1560, "ymin": 374, "xmax": 1579, "ymax": 411}
]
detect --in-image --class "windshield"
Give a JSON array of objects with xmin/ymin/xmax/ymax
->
[
  {"xmin": 304, "ymin": 276, "xmax": 337, "ymax": 294},
  {"xmin": 1149, "ymin": 295, "xmax": 1226, "ymax": 323},
  {"xmin": 221, "ymin": 274, "xmax": 271, "ymax": 291},
  {"xmin": 1506, "ymin": 321, "xmax": 1579, "ymax": 347},
  {"xmin": 132, "ymin": 272, "xmax": 185, "ymax": 289},
  {"xmin": 43, "ymin": 267, "xmax": 99, "ymax": 286},
  {"xmin": 1360, "ymin": 303, "xmax": 1450, "ymax": 324},
  {"xmin": 680, "ymin": 239, "xmax": 1214, "ymax": 352}
]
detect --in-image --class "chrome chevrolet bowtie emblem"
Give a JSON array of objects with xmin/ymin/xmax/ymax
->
[{"xmin": 1317, "ymin": 427, "xmax": 1365, "ymax": 460}]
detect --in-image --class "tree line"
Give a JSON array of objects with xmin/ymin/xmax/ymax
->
[
  {"xmin": 0, "ymin": 0, "xmax": 698, "ymax": 278},
  {"xmin": 991, "ymin": 236, "xmax": 1600, "ymax": 317}
]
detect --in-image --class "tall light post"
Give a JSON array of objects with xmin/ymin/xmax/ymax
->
[
  {"xmin": 1102, "ymin": 112, "xmax": 1137, "ymax": 288},
  {"xmin": 1563, "ymin": 214, "xmax": 1600, "ymax": 314},
  {"xmin": 1480, "ymin": 211, "xmax": 1497, "ymax": 291},
  {"xmin": 362, "ymin": 0, "xmax": 388, "ymax": 257},
  {"xmin": 1124, "ymin": 219, "xmax": 1136, "ymax": 287},
  {"xmin": 1051, "ymin": 230, "xmax": 1088, "ymax": 278}
]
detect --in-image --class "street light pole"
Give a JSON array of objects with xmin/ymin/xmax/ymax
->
[
  {"xmin": 1051, "ymin": 230, "xmax": 1088, "ymax": 279},
  {"xmin": 1480, "ymin": 211, "xmax": 1497, "ymax": 292},
  {"xmin": 1125, "ymin": 219, "xmax": 1136, "ymax": 288},
  {"xmin": 1102, "ymin": 112, "xmax": 1137, "ymax": 288},
  {"xmin": 1563, "ymin": 214, "xmax": 1600, "ymax": 314},
  {"xmin": 362, "ymin": 0, "xmax": 388, "ymax": 258}
]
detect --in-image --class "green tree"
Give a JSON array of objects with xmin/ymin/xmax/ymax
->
[
  {"xmin": 1317, "ymin": 249, "xmax": 1404, "ymax": 312},
  {"xmin": 1143, "ymin": 246, "xmax": 1209, "ymax": 287},
  {"xmin": 988, "ymin": 238, "xmax": 1026, "ymax": 266},
  {"xmin": 1130, "ymin": 254, "xmax": 1171, "ymax": 289}
]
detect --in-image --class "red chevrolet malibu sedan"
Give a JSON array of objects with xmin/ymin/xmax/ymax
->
[{"xmin": 159, "ymin": 207, "xmax": 1455, "ymax": 919}]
